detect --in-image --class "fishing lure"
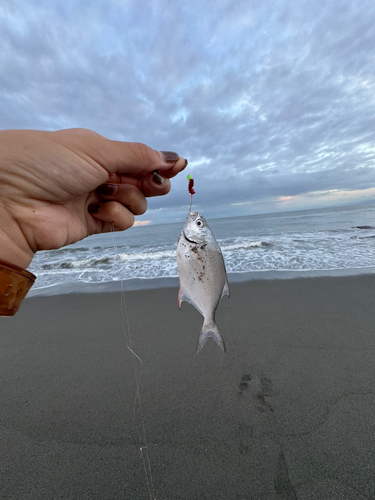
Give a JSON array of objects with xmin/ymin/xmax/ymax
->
[{"xmin": 187, "ymin": 174, "xmax": 195, "ymax": 195}]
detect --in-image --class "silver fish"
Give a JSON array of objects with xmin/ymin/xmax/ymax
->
[{"xmin": 177, "ymin": 211, "xmax": 229, "ymax": 353}]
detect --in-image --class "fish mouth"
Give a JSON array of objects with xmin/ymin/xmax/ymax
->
[{"xmin": 183, "ymin": 231, "xmax": 198, "ymax": 244}]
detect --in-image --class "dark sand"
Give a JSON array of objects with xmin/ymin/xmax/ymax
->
[{"xmin": 1, "ymin": 275, "xmax": 375, "ymax": 499}]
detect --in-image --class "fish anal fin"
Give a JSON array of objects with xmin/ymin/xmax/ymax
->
[
  {"xmin": 197, "ymin": 320, "xmax": 226, "ymax": 354},
  {"xmin": 178, "ymin": 286, "xmax": 191, "ymax": 309},
  {"xmin": 222, "ymin": 277, "xmax": 230, "ymax": 299}
]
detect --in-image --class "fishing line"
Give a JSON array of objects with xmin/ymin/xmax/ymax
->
[{"xmin": 110, "ymin": 223, "xmax": 157, "ymax": 500}]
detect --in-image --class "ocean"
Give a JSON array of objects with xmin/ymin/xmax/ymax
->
[{"xmin": 29, "ymin": 202, "xmax": 375, "ymax": 292}]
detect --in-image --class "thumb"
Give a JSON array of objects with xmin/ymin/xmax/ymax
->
[{"xmin": 53, "ymin": 129, "xmax": 182, "ymax": 175}]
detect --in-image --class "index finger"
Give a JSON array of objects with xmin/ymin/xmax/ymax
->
[{"xmin": 107, "ymin": 156, "xmax": 187, "ymax": 184}]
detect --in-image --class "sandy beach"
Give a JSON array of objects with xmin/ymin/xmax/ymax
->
[{"xmin": 1, "ymin": 275, "xmax": 375, "ymax": 499}]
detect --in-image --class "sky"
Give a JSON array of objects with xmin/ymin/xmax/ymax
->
[{"xmin": 1, "ymin": 0, "xmax": 375, "ymax": 224}]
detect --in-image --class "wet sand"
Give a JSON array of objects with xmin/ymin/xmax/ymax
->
[{"xmin": 1, "ymin": 275, "xmax": 375, "ymax": 499}]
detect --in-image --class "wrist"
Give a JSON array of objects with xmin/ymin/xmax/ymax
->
[
  {"xmin": 0, "ymin": 210, "xmax": 36, "ymax": 316},
  {"xmin": 0, "ymin": 230, "xmax": 34, "ymax": 270},
  {"xmin": 0, "ymin": 203, "xmax": 34, "ymax": 270}
]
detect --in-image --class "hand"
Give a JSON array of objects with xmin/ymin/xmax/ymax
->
[{"xmin": 0, "ymin": 128, "xmax": 187, "ymax": 269}]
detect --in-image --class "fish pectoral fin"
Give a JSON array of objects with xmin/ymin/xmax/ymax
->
[{"xmin": 197, "ymin": 320, "xmax": 226, "ymax": 354}]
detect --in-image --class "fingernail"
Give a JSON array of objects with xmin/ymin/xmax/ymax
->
[
  {"xmin": 159, "ymin": 151, "xmax": 179, "ymax": 163},
  {"xmin": 152, "ymin": 170, "xmax": 164, "ymax": 185},
  {"xmin": 88, "ymin": 204, "xmax": 101, "ymax": 214},
  {"xmin": 184, "ymin": 159, "xmax": 188, "ymax": 167},
  {"xmin": 98, "ymin": 184, "xmax": 118, "ymax": 196}
]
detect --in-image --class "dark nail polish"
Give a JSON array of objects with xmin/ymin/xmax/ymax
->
[
  {"xmin": 153, "ymin": 170, "xmax": 164, "ymax": 185},
  {"xmin": 98, "ymin": 184, "xmax": 118, "ymax": 196},
  {"xmin": 159, "ymin": 151, "xmax": 179, "ymax": 162},
  {"xmin": 88, "ymin": 204, "xmax": 101, "ymax": 214},
  {"xmin": 185, "ymin": 159, "xmax": 188, "ymax": 167}
]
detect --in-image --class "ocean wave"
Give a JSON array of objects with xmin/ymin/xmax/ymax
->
[
  {"xmin": 39, "ymin": 246, "xmax": 91, "ymax": 256},
  {"xmin": 118, "ymin": 249, "xmax": 177, "ymax": 261},
  {"xmin": 29, "ymin": 205, "xmax": 375, "ymax": 290},
  {"xmin": 221, "ymin": 240, "xmax": 270, "ymax": 251}
]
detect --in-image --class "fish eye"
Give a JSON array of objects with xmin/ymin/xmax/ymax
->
[{"xmin": 196, "ymin": 219, "xmax": 203, "ymax": 228}]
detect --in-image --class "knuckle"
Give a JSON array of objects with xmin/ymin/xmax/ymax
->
[
  {"xmin": 112, "ymin": 202, "xmax": 124, "ymax": 218},
  {"xmin": 154, "ymin": 181, "xmax": 171, "ymax": 196},
  {"xmin": 73, "ymin": 127, "xmax": 102, "ymax": 137},
  {"xmin": 125, "ymin": 186, "xmax": 147, "ymax": 215},
  {"xmin": 123, "ymin": 213, "xmax": 135, "ymax": 230},
  {"xmin": 135, "ymin": 199, "xmax": 147, "ymax": 216},
  {"xmin": 131, "ymin": 142, "xmax": 156, "ymax": 164},
  {"xmin": 111, "ymin": 203, "xmax": 134, "ymax": 230}
]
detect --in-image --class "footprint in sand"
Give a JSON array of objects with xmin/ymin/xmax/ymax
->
[
  {"xmin": 236, "ymin": 421, "xmax": 253, "ymax": 456},
  {"xmin": 236, "ymin": 374, "xmax": 274, "ymax": 455},
  {"xmin": 238, "ymin": 373, "xmax": 274, "ymax": 413},
  {"xmin": 238, "ymin": 373, "xmax": 252, "ymax": 391}
]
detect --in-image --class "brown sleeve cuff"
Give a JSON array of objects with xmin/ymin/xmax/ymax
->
[{"xmin": 0, "ymin": 259, "xmax": 36, "ymax": 317}]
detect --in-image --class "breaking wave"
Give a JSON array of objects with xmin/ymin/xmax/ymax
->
[{"xmin": 29, "ymin": 205, "xmax": 375, "ymax": 289}]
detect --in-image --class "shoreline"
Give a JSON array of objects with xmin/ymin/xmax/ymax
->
[{"xmin": 28, "ymin": 266, "xmax": 375, "ymax": 296}]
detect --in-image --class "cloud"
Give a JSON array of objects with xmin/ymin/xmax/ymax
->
[
  {"xmin": 1, "ymin": 0, "xmax": 375, "ymax": 222},
  {"xmin": 133, "ymin": 220, "xmax": 151, "ymax": 226}
]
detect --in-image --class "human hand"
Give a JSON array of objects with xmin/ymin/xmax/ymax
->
[{"xmin": 0, "ymin": 128, "xmax": 187, "ymax": 269}]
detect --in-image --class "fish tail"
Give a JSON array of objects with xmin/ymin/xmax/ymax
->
[{"xmin": 197, "ymin": 320, "xmax": 226, "ymax": 354}]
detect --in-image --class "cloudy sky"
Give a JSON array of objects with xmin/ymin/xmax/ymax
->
[{"xmin": 1, "ymin": 0, "xmax": 375, "ymax": 223}]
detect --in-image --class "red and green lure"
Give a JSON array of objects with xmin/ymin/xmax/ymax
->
[
  {"xmin": 187, "ymin": 174, "xmax": 195, "ymax": 195},
  {"xmin": 187, "ymin": 174, "xmax": 195, "ymax": 212}
]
